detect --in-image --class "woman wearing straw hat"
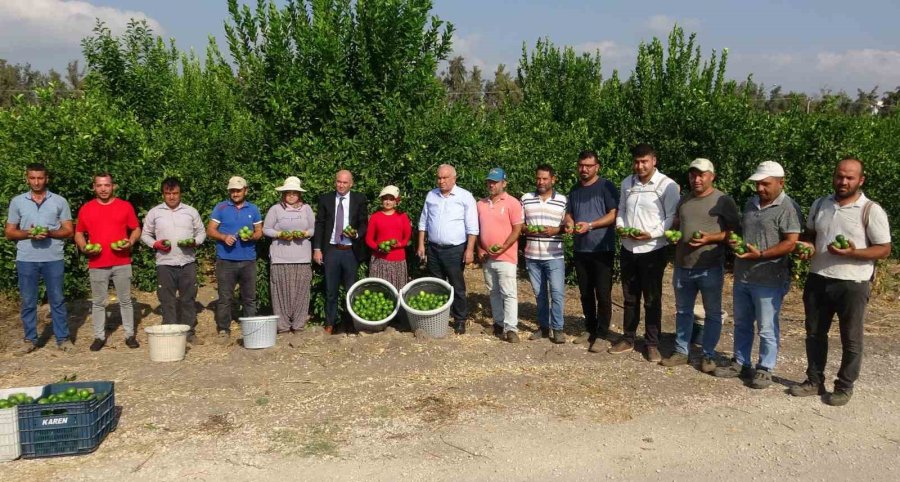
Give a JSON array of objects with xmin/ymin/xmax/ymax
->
[
  {"xmin": 263, "ymin": 176, "xmax": 316, "ymax": 333},
  {"xmin": 365, "ymin": 185, "xmax": 411, "ymax": 291}
]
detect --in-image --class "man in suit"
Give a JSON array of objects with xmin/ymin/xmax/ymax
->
[{"xmin": 313, "ymin": 170, "xmax": 368, "ymax": 334}]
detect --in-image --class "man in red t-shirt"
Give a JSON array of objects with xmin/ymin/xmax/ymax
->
[{"xmin": 74, "ymin": 173, "xmax": 142, "ymax": 351}]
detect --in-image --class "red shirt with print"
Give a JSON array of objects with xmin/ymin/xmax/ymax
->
[{"xmin": 76, "ymin": 198, "xmax": 140, "ymax": 268}]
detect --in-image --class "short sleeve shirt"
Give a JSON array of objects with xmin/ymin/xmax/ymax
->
[
  {"xmin": 477, "ymin": 193, "xmax": 524, "ymax": 264},
  {"xmin": 733, "ymin": 192, "xmax": 803, "ymax": 287},
  {"xmin": 675, "ymin": 189, "xmax": 741, "ymax": 269},
  {"xmin": 566, "ymin": 178, "xmax": 619, "ymax": 252},
  {"xmin": 7, "ymin": 191, "xmax": 71, "ymax": 262},
  {"xmin": 75, "ymin": 198, "xmax": 140, "ymax": 269},
  {"xmin": 211, "ymin": 200, "xmax": 263, "ymax": 261},
  {"xmin": 808, "ymin": 193, "xmax": 891, "ymax": 281},
  {"xmin": 521, "ymin": 191, "xmax": 567, "ymax": 260}
]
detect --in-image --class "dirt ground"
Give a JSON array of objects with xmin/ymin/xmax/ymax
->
[{"xmin": 1, "ymin": 263, "xmax": 899, "ymax": 481}]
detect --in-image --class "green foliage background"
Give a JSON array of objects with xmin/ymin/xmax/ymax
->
[{"xmin": 1, "ymin": 0, "xmax": 898, "ymax": 319}]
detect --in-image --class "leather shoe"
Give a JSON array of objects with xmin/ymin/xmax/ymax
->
[
  {"xmin": 454, "ymin": 320, "xmax": 466, "ymax": 334},
  {"xmin": 323, "ymin": 325, "xmax": 334, "ymax": 335}
]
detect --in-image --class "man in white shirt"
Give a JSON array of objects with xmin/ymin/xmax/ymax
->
[
  {"xmin": 609, "ymin": 144, "xmax": 679, "ymax": 362},
  {"xmin": 416, "ymin": 164, "xmax": 479, "ymax": 334},
  {"xmin": 791, "ymin": 158, "xmax": 891, "ymax": 406}
]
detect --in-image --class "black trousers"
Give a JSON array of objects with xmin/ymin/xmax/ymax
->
[
  {"xmin": 427, "ymin": 243, "xmax": 467, "ymax": 323},
  {"xmin": 156, "ymin": 263, "xmax": 198, "ymax": 334},
  {"xmin": 215, "ymin": 259, "xmax": 257, "ymax": 332},
  {"xmin": 324, "ymin": 248, "xmax": 359, "ymax": 327},
  {"xmin": 573, "ymin": 251, "xmax": 615, "ymax": 340},
  {"xmin": 620, "ymin": 248, "xmax": 667, "ymax": 346},
  {"xmin": 803, "ymin": 273, "xmax": 870, "ymax": 391}
]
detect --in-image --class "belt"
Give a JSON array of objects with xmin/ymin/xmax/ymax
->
[
  {"xmin": 332, "ymin": 244, "xmax": 353, "ymax": 250},
  {"xmin": 431, "ymin": 242, "xmax": 464, "ymax": 249}
]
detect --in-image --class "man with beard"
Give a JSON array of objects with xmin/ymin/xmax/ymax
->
[
  {"xmin": 564, "ymin": 150, "xmax": 619, "ymax": 352},
  {"xmin": 790, "ymin": 158, "xmax": 891, "ymax": 406},
  {"xmin": 522, "ymin": 164, "xmax": 568, "ymax": 343}
]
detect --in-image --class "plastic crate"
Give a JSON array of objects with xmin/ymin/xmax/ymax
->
[
  {"xmin": 0, "ymin": 386, "xmax": 45, "ymax": 462},
  {"xmin": 17, "ymin": 381, "xmax": 117, "ymax": 458}
]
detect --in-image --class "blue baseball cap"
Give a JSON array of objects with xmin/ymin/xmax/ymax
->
[{"xmin": 486, "ymin": 167, "xmax": 506, "ymax": 182}]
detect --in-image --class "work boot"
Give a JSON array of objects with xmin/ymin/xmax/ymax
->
[
  {"xmin": 217, "ymin": 331, "xmax": 231, "ymax": 345},
  {"xmin": 749, "ymin": 368, "xmax": 773, "ymax": 389},
  {"xmin": 454, "ymin": 320, "xmax": 466, "ymax": 335},
  {"xmin": 660, "ymin": 352, "xmax": 689, "ymax": 367},
  {"xmin": 529, "ymin": 327, "xmax": 549, "ymax": 340},
  {"xmin": 573, "ymin": 332, "xmax": 591, "ymax": 345},
  {"xmin": 551, "ymin": 330, "xmax": 565, "ymax": 344},
  {"xmin": 825, "ymin": 388, "xmax": 853, "ymax": 406},
  {"xmin": 646, "ymin": 346, "xmax": 662, "ymax": 363},
  {"xmin": 493, "ymin": 324, "xmax": 503, "ymax": 338},
  {"xmin": 15, "ymin": 339, "xmax": 37, "ymax": 356},
  {"xmin": 57, "ymin": 339, "xmax": 75, "ymax": 353},
  {"xmin": 713, "ymin": 359, "xmax": 753, "ymax": 379},
  {"xmin": 789, "ymin": 380, "xmax": 826, "ymax": 397},
  {"xmin": 700, "ymin": 356, "xmax": 718, "ymax": 374},
  {"xmin": 607, "ymin": 339, "xmax": 634, "ymax": 354},
  {"xmin": 506, "ymin": 331, "xmax": 520, "ymax": 344}
]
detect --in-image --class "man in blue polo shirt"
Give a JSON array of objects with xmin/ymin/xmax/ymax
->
[
  {"xmin": 206, "ymin": 176, "xmax": 263, "ymax": 344},
  {"xmin": 4, "ymin": 163, "xmax": 74, "ymax": 354}
]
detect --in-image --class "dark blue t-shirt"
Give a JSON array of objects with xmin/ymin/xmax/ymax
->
[
  {"xmin": 567, "ymin": 178, "xmax": 620, "ymax": 252},
  {"xmin": 210, "ymin": 200, "xmax": 262, "ymax": 261}
]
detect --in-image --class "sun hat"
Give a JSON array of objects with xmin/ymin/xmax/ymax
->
[{"xmin": 275, "ymin": 176, "xmax": 306, "ymax": 192}]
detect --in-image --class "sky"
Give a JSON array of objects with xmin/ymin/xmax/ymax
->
[{"xmin": 1, "ymin": 0, "xmax": 898, "ymax": 95}]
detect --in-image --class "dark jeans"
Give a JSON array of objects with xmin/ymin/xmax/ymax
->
[
  {"xmin": 573, "ymin": 251, "xmax": 614, "ymax": 339},
  {"xmin": 215, "ymin": 259, "xmax": 257, "ymax": 333},
  {"xmin": 157, "ymin": 263, "xmax": 198, "ymax": 334},
  {"xmin": 324, "ymin": 249, "xmax": 358, "ymax": 327},
  {"xmin": 620, "ymin": 248, "xmax": 667, "ymax": 346},
  {"xmin": 803, "ymin": 273, "xmax": 870, "ymax": 391},
  {"xmin": 427, "ymin": 243, "xmax": 467, "ymax": 323}
]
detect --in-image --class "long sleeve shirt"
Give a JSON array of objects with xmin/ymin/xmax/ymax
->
[
  {"xmin": 140, "ymin": 202, "xmax": 206, "ymax": 266},
  {"xmin": 417, "ymin": 185, "xmax": 479, "ymax": 246},
  {"xmin": 616, "ymin": 169, "xmax": 680, "ymax": 254},
  {"xmin": 263, "ymin": 202, "xmax": 315, "ymax": 264},
  {"xmin": 365, "ymin": 211, "xmax": 412, "ymax": 261}
]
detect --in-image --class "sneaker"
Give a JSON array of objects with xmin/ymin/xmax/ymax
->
[
  {"xmin": 825, "ymin": 388, "xmax": 853, "ymax": 406},
  {"xmin": 506, "ymin": 331, "xmax": 520, "ymax": 344},
  {"xmin": 217, "ymin": 331, "xmax": 231, "ymax": 345},
  {"xmin": 749, "ymin": 369, "xmax": 773, "ymax": 389},
  {"xmin": 551, "ymin": 329, "xmax": 565, "ymax": 344},
  {"xmin": 125, "ymin": 336, "xmax": 140, "ymax": 349},
  {"xmin": 607, "ymin": 340, "xmax": 634, "ymax": 355},
  {"xmin": 573, "ymin": 332, "xmax": 591, "ymax": 345},
  {"xmin": 56, "ymin": 339, "xmax": 75, "ymax": 352},
  {"xmin": 14, "ymin": 339, "xmax": 37, "ymax": 356},
  {"xmin": 530, "ymin": 328, "xmax": 549, "ymax": 341},
  {"xmin": 646, "ymin": 346, "xmax": 662, "ymax": 363},
  {"xmin": 713, "ymin": 360, "xmax": 752, "ymax": 379},
  {"xmin": 186, "ymin": 334, "xmax": 205, "ymax": 345},
  {"xmin": 789, "ymin": 380, "xmax": 826, "ymax": 397},
  {"xmin": 89, "ymin": 338, "xmax": 106, "ymax": 352},
  {"xmin": 660, "ymin": 352, "xmax": 689, "ymax": 367},
  {"xmin": 700, "ymin": 356, "xmax": 718, "ymax": 374}
]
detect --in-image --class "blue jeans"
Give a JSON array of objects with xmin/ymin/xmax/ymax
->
[
  {"xmin": 17, "ymin": 260, "xmax": 69, "ymax": 343},
  {"xmin": 673, "ymin": 265, "xmax": 724, "ymax": 358},
  {"xmin": 525, "ymin": 258, "xmax": 566, "ymax": 330},
  {"xmin": 732, "ymin": 281, "xmax": 789, "ymax": 372}
]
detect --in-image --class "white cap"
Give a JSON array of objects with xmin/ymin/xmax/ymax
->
[
  {"xmin": 689, "ymin": 158, "xmax": 715, "ymax": 173},
  {"xmin": 379, "ymin": 185, "xmax": 400, "ymax": 198},
  {"xmin": 227, "ymin": 176, "xmax": 248, "ymax": 190},
  {"xmin": 747, "ymin": 161, "xmax": 785, "ymax": 181},
  {"xmin": 275, "ymin": 176, "xmax": 306, "ymax": 192}
]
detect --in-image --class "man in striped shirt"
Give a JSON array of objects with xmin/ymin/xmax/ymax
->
[{"xmin": 522, "ymin": 164, "xmax": 568, "ymax": 344}]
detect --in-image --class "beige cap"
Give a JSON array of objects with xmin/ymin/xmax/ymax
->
[
  {"xmin": 379, "ymin": 185, "xmax": 400, "ymax": 198},
  {"xmin": 275, "ymin": 176, "xmax": 306, "ymax": 192},
  {"xmin": 689, "ymin": 158, "xmax": 715, "ymax": 173},
  {"xmin": 747, "ymin": 161, "xmax": 785, "ymax": 181},
  {"xmin": 227, "ymin": 176, "xmax": 248, "ymax": 190}
]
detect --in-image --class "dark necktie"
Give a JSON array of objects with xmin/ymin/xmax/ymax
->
[{"xmin": 333, "ymin": 196, "xmax": 345, "ymax": 244}]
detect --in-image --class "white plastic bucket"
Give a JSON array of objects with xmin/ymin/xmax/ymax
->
[
  {"xmin": 240, "ymin": 316, "xmax": 278, "ymax": 349},
  {"xmin": 0, "ymin": 385, "xmax": 44, "ymax": 462},
  {"xmin": 346, "ymin": 277, "xmax": 401, "ymax": 332},
  {"xmin": 144, "ymin": 324, "xmax": 190, "ymax": 362}
]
